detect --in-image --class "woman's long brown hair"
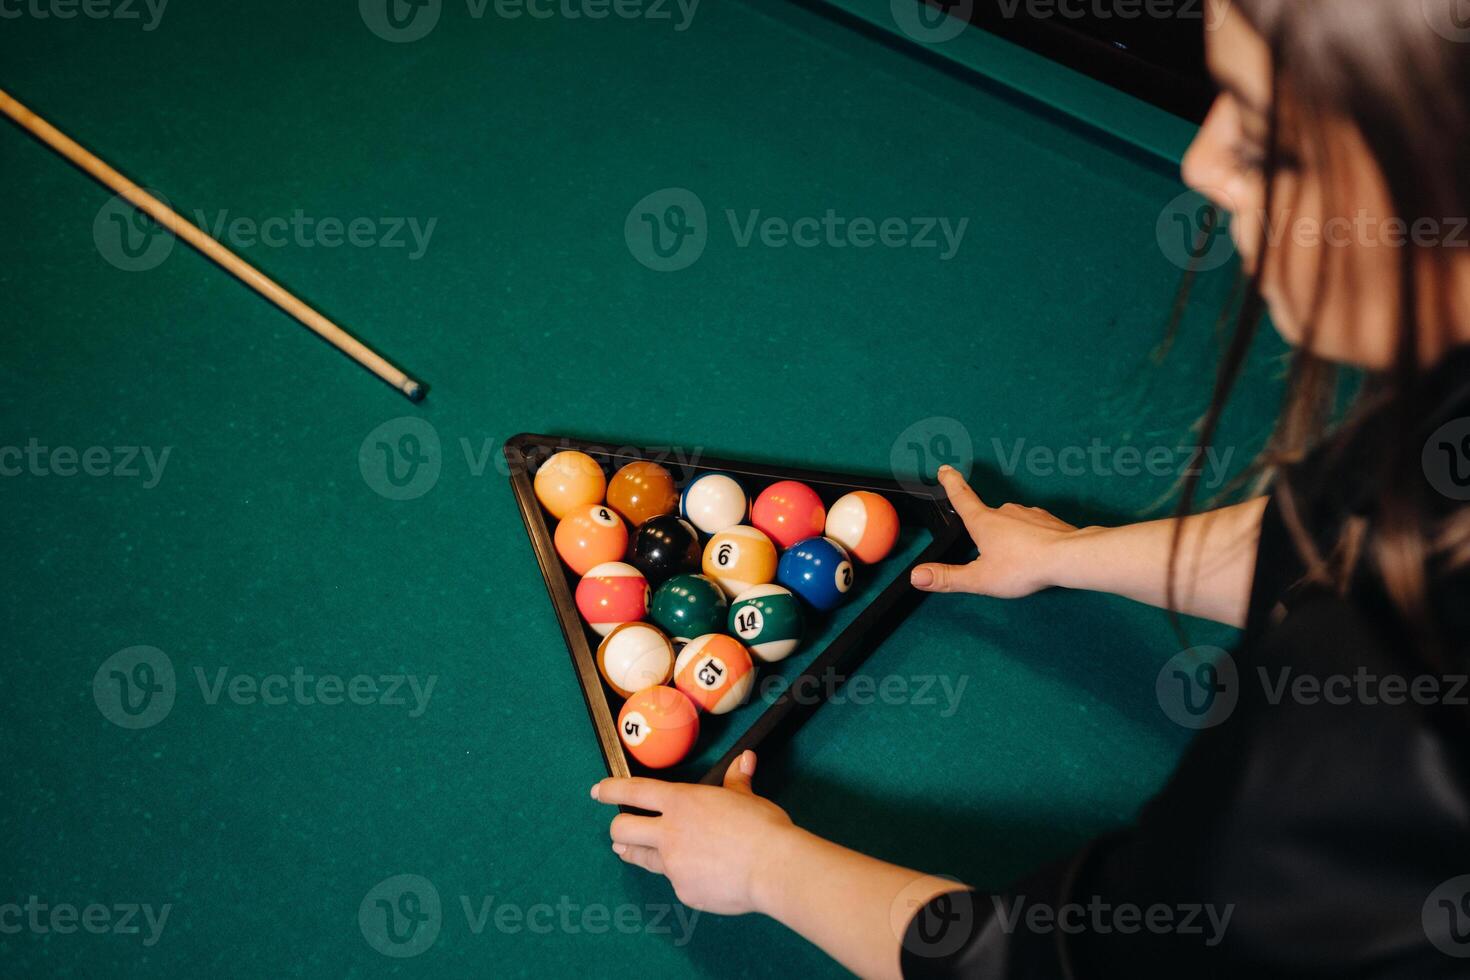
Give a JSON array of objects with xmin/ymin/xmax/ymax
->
[{"xmin": 1168, "ymin": 0, "xmax": 1470, "ymax": 659}]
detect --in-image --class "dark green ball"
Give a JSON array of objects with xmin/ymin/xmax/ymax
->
[{"xmin": 650, "ymin": 574, "xmax": 728, "ymax": 644}]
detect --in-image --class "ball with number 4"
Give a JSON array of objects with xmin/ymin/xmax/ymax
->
[
  {"xmin": 617, "ymin": 685, "xmax": 699, "ymax": 769},
  {"xmin": 701, "ymin": 525, "xmax": 777, "ymax": 598},
  {"xmin": 728, "ymin": 584, "xmax": 803, "ymax": 663},
  {"xmin": 554, "ymin": 503, "xmax": 628, "ymax": 576},
  {"xmin": 673, "ymin": 634, "xmax": 755, "ymax": 714},
  {"xmin": 777, "ymin": 536, "xmax": 854, "ymax": 612}
]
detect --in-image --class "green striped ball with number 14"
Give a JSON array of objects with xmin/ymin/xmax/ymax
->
[{"xmin": 727, "ymin": 584, "xmax": 803, "ymax": 662}]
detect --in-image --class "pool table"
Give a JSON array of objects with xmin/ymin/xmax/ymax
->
[{"xmin": 0, "ymin": 0, "xmax": 1287, "ymax": 974}]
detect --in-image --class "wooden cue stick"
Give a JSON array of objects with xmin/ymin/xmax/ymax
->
[{"xmin": 0, "ymin": 87, "xmax": 425, "ymax": 402}]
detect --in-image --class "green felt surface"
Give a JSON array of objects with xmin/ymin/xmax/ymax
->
[{"xmin": 1, "ymin": 0, "xmax": 1284, "ymax": 975}]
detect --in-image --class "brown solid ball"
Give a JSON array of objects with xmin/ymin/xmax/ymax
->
[{"xmin": 606, "ymin": 461, "xmax": 679, "ymax": 526}]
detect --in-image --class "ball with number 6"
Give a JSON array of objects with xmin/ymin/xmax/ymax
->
[
  {"xmin": 727, "ymin": 584, "xmax": 803, "ymax": 662},
  {"xmin": 701, "ymin": 525, "xmax": 778, "ymax": 599},
  {"xmin": 673, "ymin": 634, "xmax": 756, "ymax": 714}
]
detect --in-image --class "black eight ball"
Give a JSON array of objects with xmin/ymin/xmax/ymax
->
[{"xmin": 629, "ymin": 515, "xmax": 701, "ymax": 584}]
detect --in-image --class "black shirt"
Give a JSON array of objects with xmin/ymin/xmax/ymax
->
[{"xmin": 901, "ymin": 350, "xmax": 1470, "ymax": 979}]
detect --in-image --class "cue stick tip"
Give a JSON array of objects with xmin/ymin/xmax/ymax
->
[{"xmin": 403, "ymin": 379, "xmax": 427, "ymax": 403}]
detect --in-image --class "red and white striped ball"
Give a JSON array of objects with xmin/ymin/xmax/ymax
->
[
  {"xmin": 576, "ymin": 561, "xmax": 651, "ymax": 636},
  {"xmin": 824, "ymin": 491, "xmax": 900, "ymax": 564}
]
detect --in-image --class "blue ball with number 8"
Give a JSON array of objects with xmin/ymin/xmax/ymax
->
[
  {"xmin": 727, "ymin": 584, "xmax": 803, "ymax": 663},
  {"xmin": 777, "ymin": 536, "xmax": 854, "ymax": 613}
]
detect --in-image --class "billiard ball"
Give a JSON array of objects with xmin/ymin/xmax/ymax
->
[
  {"xmin": 554, "ymin": 503, "xmax": 628, "ymax": 576},
  {"xmin": 751, "ymin": 480, "xmax": 827, "ymax": 550},
  {"xmin": 628, "ymin": 515, "xmax": 701, "ymax": 584},
  {"xmin": 597, "ymin": 622, "xmax": 676, "ymax": 699},
  {"xmin": 673, "ymin": 634, "xmax": 755, "ymax": 714},
  {"xmin": 728, "ymin": 584, "xmax": 803, "ymax": 663},
  {"xmin": 617, "ymin": 684, "xmax": 699, "ymax": 769},
  {"xmin": 649, "ymin": 573, "xmax": 728, "ymax": 645},
  {"xmin": 825, "ymin": 491, "xmax": 900, "ymax": 564},
  {"xmin": 776, "ymin": 536, "xmax": 854, "ymax": 612},
  {"xmin": 576, "ymin": 561, "xmax": 650, "ymax": 636},
  {"xmin": 679, "ymin": 472, "xmax": 747, "ymax": 535},
  {"xmin": 701, "ymin": 525, "xmax": 778, "ymax": 599},
  {"xmin": 606, "ymin": 460, "xmax": 679, "ymax": 526},
  {"xmin": 533, "ymin": 450, "xmax": 606, "ymax": 520}
]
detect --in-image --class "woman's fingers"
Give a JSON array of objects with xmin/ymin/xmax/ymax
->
[
  {"xmin": 610, "ymin": 813, "xmax": 663, "ymax": 848},
  {"xmin": 592, "ymin": 776, "xmax": 672, "ymax": 812},
  {"xmin": 937, "ymin": 466, "xmax": 992, "ymax": 541},
  {"xmin": 910, "ymin": 562, "xmax": 981, "ymax": 593},
  {"xmin": 613, "ymin": 843, "xmax": 666, "ymax": 876},
  {"xmin": 722, "ymin": 750, "xmax": 757, "ymax": 794}
]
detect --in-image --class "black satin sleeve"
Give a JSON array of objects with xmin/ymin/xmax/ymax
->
[{"xmin": 900, "ymin": 595, "xmax": 1470, "ymax": 979}]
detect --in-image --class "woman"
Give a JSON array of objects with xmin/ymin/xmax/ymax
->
[{"xmin": 593, "ymin": 0, "xmax": 1470, "ymax": 975}]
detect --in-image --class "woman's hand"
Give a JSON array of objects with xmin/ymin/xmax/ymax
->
[
  {"xmin": 592, "ymin": 751, "xmax": 794, "ymax": 916},
  {"xmin": 910, "ymin": 465, "xmax": 1081, "ymax": 598}
]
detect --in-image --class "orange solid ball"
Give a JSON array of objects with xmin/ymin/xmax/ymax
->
[
  {"xmin": 554, "ymin": 504, "xmax": 629, "ymax": 576},
  {"xmin": 606, "ymin": 461, "xmax": 679, "ymax": 526},
  {"xmin": 534, "ymin": 451, "xmax": 606, "ymax": 520},
  {"xmin": 617, "ymin": 685, "xmax": 699, "ymax": 769}
]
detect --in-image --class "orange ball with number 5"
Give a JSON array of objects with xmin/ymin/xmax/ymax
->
[{"xmin": 617, "ymin": 685, "xmax": 699, "ymax": 769}]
